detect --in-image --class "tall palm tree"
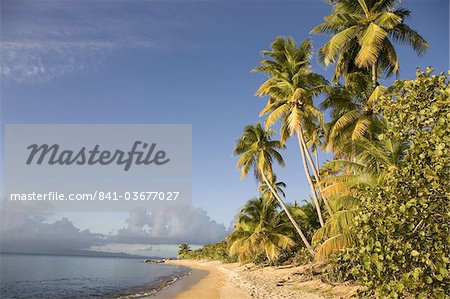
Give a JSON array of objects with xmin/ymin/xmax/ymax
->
[
  {"xmin": 304, "ymin": 123, "xmax": 324, "ymax": 173},
  {"xmin": 234, "ymin": 123, "xmax": 314, "ymax": 255},
  {"xmin": 227, "ymin": 197, "xmax": 296, "ymax": 262},
  {"xmin": 258, "ymin": 175, "xmax": 287, "ymax": 199},
  {"xmin": 312, "ymin": 0, "xmax": 429, "ymax": 85},
  {"xmin": 254, "ymin": 37, "xmax": 331, "ymax": 224}
]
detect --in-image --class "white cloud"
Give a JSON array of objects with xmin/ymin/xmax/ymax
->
[
  {"xmin": 112, "ymin": 205, "xmax": 228, "ymax": 245},
  {"xmin": 0, "ymin": 1, "xmax": 191, "ymax": 83},
  {"xmin": 0, "ymin": 204, "xmax": 227, "ymax": 256},
  {"xmin": 0, "ymin": 40, "xmax": 111, "ymax": 83},
  {"xmin": 0, "ymin": 213, "xmax": 105, "ymax": 253}
]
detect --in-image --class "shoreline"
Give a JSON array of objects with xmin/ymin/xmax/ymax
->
[
  {"xmin": 116, "ymin": 265, "xmax": 194, "ymax": 299},
  {"xmin": 116, "ymin": 263, "xmax": 192, "ymax": 299},
  {"xmin": 148, "ymin": 260, "xmax": 357, "ymax": 299}
]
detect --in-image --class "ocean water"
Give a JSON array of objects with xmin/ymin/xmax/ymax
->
[{"xmin": 0, "ymin": 253, "xmax": 190, "ymax": 299}]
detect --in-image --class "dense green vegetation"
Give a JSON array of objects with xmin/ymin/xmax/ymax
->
[
  {"xmin": 333, "ymin": 70, "xmax": 449, "ymax": 298},
  {"xmin": 179, "ymin": 1, "xmax": 448, "ymax": 297},
  {"xmin": 178, "ymin": 241, "xmax": 237, "ymax": 263}
]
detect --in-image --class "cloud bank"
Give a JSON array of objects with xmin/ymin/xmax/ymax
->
[
  {"xmin": 0, "ymin": 213, "xmax": 105, "ymax": 253},
  {"xmin": 112, "ymin": 206, "xmax": 228, "ymax": 245},
  {"xmin": 0, "ymin": 204, "xmax": 227, "ymax": 255}
]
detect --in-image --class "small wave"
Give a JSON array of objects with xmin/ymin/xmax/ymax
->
[{"xmin": 116, "ymin": 270, "xmax": 193, "ymax": 299}]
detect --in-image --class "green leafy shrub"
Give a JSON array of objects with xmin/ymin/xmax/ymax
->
[
  {"xmin": 292, "ymin": 247, "xmax": 315, "ymax": 266},
  {"xmin": 272, "ymin": 246, "xmax": 315, "ymax": 266},
  {"xmin": 249, "ymin": 251, "xmax": 270, "ymax": 265},
  {"xmin": 335, "ymin": 69, "xmax": 449, "ymax": 298}
]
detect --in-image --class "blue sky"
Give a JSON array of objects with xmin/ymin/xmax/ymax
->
[{"xmin": 1, "ymin": 0, "xmax": 448, "ymax": 256}]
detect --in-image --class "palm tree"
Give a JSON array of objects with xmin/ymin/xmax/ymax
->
[
  {"xmin": 254, "ymin": 37, "xmax": 331, "ymax": 224},
  {"xmin": 321, "ymin": 72, "xmax": 386, "ymax": 158},
  {"xmin": 258, "ymin": 175, "xmax": 287, "ymax": 199},
  {"xmin": 178, "ymin": 243, "xmax": 191, "ymax": 258},
  {"xmin": 234, "ymin": 123, "xmax": 314, "ymax": 255},
  {"xmin": 304, "ymin": 124, "xmax": 324, "ymax": 173},
  {"xmin": 313, "ymin": 135, "xmax": 406, "ymax": 259},
  {"xmin": 312, "ymin": 0, "xmax": 429, "ymax": 85},
  {"xmin": 227, "ymin": 197, "xmax": 296, "ymax": 262},
  {"xmin": 296, "ymin": 200, "xmax": 323, "ymax": 240}
]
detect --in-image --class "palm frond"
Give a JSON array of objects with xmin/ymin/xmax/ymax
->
[
  {"xmin": 265, "ymin": 104, "xmax": 289, "ymax": 129},
  {"xmin": 389, "ymin": 23, "xmax": 429, "ymax": 55},
  {"xmin": 315, "ymin": 231, "xmax": 356, "ymax": 260},
  {"xmin": 351, "ymin": 114, "xmax": 371, "ymax": 140},
  {"xmin": 356, "ymin": 23, "xmax": 388, "ymax": 68},
  {"xmin": 319, "ymin": 26, "xmax": 359, "ymax": 65},
  {"xmin": 327, "ymin": 109, "xmax": 361, "ymax": 148},
  {"xmin": 312, "ymin": 209, "xmax": 357, "ymax": 245},
  {"xmin": 367, "ymin": 85, "xmax": 386, "ymax": 106},
  {"xmin": 375, "ymin": 12, "xmax": 402, "ymax": 30},
  {"xmin": 328, "ymin": 195, "xmax": 360, "ymax": 211},
  {"xmin": 357, "ymin": 0, "xmax": 369, "ymax": 16}
]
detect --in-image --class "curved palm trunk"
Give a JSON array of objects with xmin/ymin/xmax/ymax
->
[
  {"xmin": 296, "ymin": 130, "xmax": 325, "ymax": 227},
  {"xmin": 299, "ymin": 136, "xmax": 333, "ymax": 215},
  {"xmin": 260, "ymin": 171, "xmax": 315, "ymax": 256}
]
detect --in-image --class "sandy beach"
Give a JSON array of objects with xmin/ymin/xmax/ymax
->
[
  {"xmin": 151, "ymin": 260, "xmax": 356, "ymax": 299},
  {"xmin": 152, "ymin": 260, "xmax": 251, "ymax": 299}
]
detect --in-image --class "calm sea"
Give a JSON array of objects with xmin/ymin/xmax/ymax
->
[{"xmin": 0, "ymin": 253, "xmax": 190, "ymax": 299}]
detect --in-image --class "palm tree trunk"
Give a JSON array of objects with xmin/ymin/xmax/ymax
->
[
  {"xmin": 261, "ymin": 171, "xmax": 315, "ymax": 256},
  {"xmin": 296, "ymin": 130, "xmax": 325, "ymax": 227},
  {"xmin": 314, "ymin": 149, "xmax": 319, "ymax": 173},
  {"xmin": 299, "ymin": 135, "xmax": 333, "ymax": 215},
  {"xmin": 371, "ymin": 63, "xmax": 377, "ymax": 87}
]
